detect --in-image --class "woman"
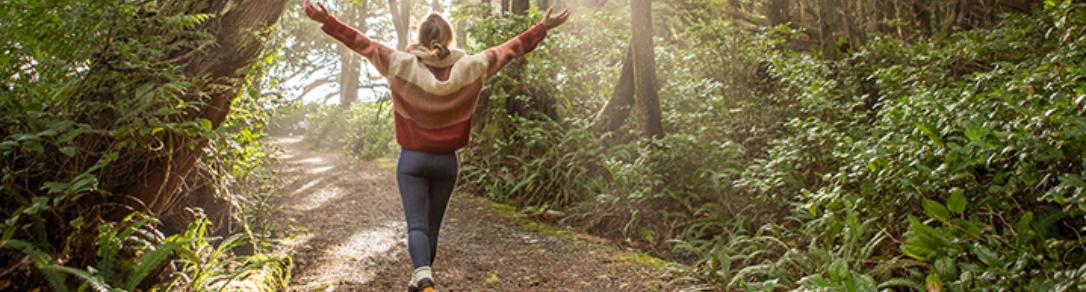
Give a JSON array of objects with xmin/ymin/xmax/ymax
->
[{"xmin": 302, "ymin": 1, "xmax": 570, "ymax": 291}]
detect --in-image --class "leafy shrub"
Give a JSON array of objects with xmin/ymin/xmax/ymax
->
[
  {"xmin": 461, "ymin": 117, "xmax": 605, "ymax": 207},
  {"xmin": 685, "ymin": 1, "xmax": 1086, "ymax": 290},
  {"xmin": 341, "ymin": 99, "xmax": 398, "ymax": 160},
  {"xmin": 458, "ymin": 0, "xmax": 1086, "ymax": 290},
  {"xmin": 1, "ymin": 0, "xmax": 291, "ymax": 290},
  {"xmin": 161, "ymin": 216, "xmax": 291, "ymax": 292}
]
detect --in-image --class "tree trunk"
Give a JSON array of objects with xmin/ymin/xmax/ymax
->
[
  {"xmin": 121, "ymin": 0, "xmax": 289, "ymax": 217},
  {"xmin": 339, "ymin": 51, "xmax": 362, "ymax": 107},
  {"xmin": 512, "ymin": 0, "xmax": 529, "ymax": 13},
  {"xmin": 766, "ymin": 0, "xmax": 790, "ymax": 26},
  {"xmin": 389, "ymin": 0, "xmax": 414, "ymax": 50},
  {"xmin": 630, "ymin": 0, "xmax": 663, "ymax": 138},
  {"xmin": 432, "ymin": 0, "xmax": 443, "ymax": 12},
  {"xmin": 340, "ymin": 0, "xmax": 368, "ymax": 107},
  {"xmin": 481, "ymin": 0, "xmax": 492, "ymax": 12},
  {"xmin": 455, "ymin": 0, "xmax": 469, "ymax": 45},
  {"xmin": 591, "ymin": 48, "xmax": 635, "ymax": 134},
  {"xmin": 473, "ymin": 89, "xmax": 491, "ymax": 132}
]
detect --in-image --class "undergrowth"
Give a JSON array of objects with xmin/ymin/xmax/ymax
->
[
  {"xmin": 1, "ymin": 1, "xmax": 291, "ymax": 290},
  {"xmin": 297, "ymin": 98, "xmax": 399, "ymax": 160},
  {"xmin": 457, "ymin": 1, "xmax": 1086, "ymax": 290}
]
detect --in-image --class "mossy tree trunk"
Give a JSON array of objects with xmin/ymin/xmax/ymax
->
[
  {"xmin": 120, "ymin": 0, "xmax": 289, "ymax": 217},
  {"xmin": 591, "ymin": 48, "xmax": 635, "ymax": 135},
  {"xmin": 631, "ymin": 0, "xmax": 663, "ymax": 138}
]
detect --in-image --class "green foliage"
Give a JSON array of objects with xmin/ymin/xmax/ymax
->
[
  {"xmin": 1, "ymin": 0, "xmax": 291, "ymax": 290},
  {"xmin": 685, "ymin": 1, "xmax": 1086, "ymax": 290},
  {"xmin": 5, "ymin": 213, "xmax": 180, "ymax": 292},
  {"xmin": 207, "ymin": 60, "xmax": 290, "ymax": 243},
  {"xmin": 300, "ymin": 99, "xmax": 398, "ymax": 160},
  {"xmin": 2, "ymin": 0, "xmax": 208, "ymax": 288},
  {"xmin": 461, "ymin": 117, "xmax": 605, "ymax": 207},
  {"xmin": 161, "ymin": 216, "xmax": 292, "ymax": 292},
  {"xmin": 459, "ymin": 0, "xmax": 1086, "ymax": 290},
  {"xmin": 457, "ymin": 5, "xmax": 620, "ymax": 202},
  {"xmin": 1, "ymin": 213, "xmax": 291, "ymax": 291},
  {"xmin": 342, "ymin": 100, "xmax": 398, "ymax": 160}
]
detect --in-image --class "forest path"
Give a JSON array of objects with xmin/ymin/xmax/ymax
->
[{"xmin": 269, "ymin": 136, "xmax": 675, "ymax": 291}]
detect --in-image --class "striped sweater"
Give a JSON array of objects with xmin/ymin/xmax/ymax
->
[{"xmin": 321, "ymin": 15, "xmax": 549, "ymax": 154}]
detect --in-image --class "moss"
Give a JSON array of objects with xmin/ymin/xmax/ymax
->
[
  {"xmin": 478, "ymin": 195, "xmax": 670, "ymax": 270},
  {"xmin": 484, "ymin": 271, "xmax": 501, "ymax": 285},
  {"xmin": 292, "ymin": 279, "xmax": 337, "ymax": 291},
  {"xmin": 373, "ymin": 157, "xmax": 397, "ymax": 169},
  {"xmin": 616, "ymin": 249, "xmax": 668, "ymax": 269},
  {"xmin": 488, "ymin": 200, "xmax": 519, "ymax": 216}
]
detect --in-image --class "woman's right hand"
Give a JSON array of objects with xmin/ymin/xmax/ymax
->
[
  {"xmin": 304, "ymin": 0, "xmax": 332, "ymax": 23},
  {"xmin": 540, "ymin": 8, "xmax": 571, "ymax": 30}
]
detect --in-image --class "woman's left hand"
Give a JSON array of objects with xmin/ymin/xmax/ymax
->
[
  {"xmin": 540, "ymin": 8, "xmax": 572, "ymax": 30},
  {"xmin": 303, "ymin": 0, "xmax": 332, "ymax": 23}
]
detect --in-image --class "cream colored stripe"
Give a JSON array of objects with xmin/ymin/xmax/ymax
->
[{"xmin": 387, "ymin": 51, "xmax": 490, "ymax": 96}]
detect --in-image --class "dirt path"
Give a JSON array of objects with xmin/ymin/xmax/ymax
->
[{"xmin": 270, "ymin": 137, "xmax": 676, "ymax": 291}]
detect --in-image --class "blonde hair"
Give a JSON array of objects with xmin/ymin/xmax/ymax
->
[{"xmin": 409, "ymin": 13, "xmax": 455, "ymax": 59}]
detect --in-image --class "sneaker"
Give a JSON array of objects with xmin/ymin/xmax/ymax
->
[{"xmin": 416, "ymin": 278, "xmax": 435, "ymax": 292}]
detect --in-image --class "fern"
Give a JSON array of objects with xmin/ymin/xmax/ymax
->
[
  {"xmin": 1, "ymin": 239, "xmax": 68, "ymax": 291},
  {"xmin": 40, "ymin": 265, "xmax": 113, "ymax": 292},
  {"xmin": 123, "ymin": 241, "xmax": 182, "ymax": 291}
]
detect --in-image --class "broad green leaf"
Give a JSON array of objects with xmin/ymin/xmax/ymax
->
[
  {"xmin": 41, "ymin": 265, "xmax": 111, "ymax": 292},
  {"xmin": 922, "ymin": 199, "xmax": 950, "ymax": 222},
  {"xmin": 878, "ymin": 278, "xmax": 924, "ymax": 291},
  {"xmin": 199, "ymin": 119, "xmax": 213, "ymax": 131},
  {"xmin": 947, "ymin": 189, "xmax": 966, "ymax": 214},
  {"xmin": 972, "ymin": 244, "xmax": 1002, "ymax": 267},
  {"xmin": 828, "ymin": 258, "xmax": 848, "ymax": 282},
  {"xmin": 901, "ymin": 240, "xmax": 936, "ymax": 260},
  {"xmin": 1016, "ymin": 211, "xmax": 1035, "ymax": 240},
  {"xmin": 2, "ymin": 239, "xmax": 68, "ymax": 292},
  {"xmin": 916, "ymin": 122, "xmax": 944, "ymax": 147},
  {"xmin": 42, "ymin": 182, "xmax": 70, "ymax": 194},
  {"xmin": 59, "ymin": 146, "xmax": 76, "ymax": 157},
  {"xmin": 950, "ymin": 219, "xmax": 983, "ymax": 238},
  {"xmin": 933, "ymin": 257, "xmax": 957, "ymax": 280},
  {"xmin": 124, "ymin": 242, "xmax": 179, "ymax": 290},
  {"xmin": 964, "ymin": 124, "xmax": 985, "ymax": 142}
]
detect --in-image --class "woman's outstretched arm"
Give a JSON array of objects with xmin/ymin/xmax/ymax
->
[
  {"xmin": 484, "ymin": 8, "xmax": 572, "ymax": 77},
  {"xmin": 304, "ymin": 0, "xmax": 395, "ymax": 75}
]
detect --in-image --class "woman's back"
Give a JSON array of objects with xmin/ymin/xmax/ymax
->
[{"xmin": 318, "ymin": 11, "xmax": 552, "ymax": 153}]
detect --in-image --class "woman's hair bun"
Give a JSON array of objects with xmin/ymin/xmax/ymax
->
[{"xmin": 430, "ymin": 40, "xmax": 450, "ymax": 59}]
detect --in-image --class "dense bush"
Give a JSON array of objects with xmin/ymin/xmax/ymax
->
[
  {"xmin": 1, "ymin": 1, "xmax": 290, "ymax": 290},
  {"xmin": 458, "ymin": 0, "xmax": 1086, "ymax": 290}
]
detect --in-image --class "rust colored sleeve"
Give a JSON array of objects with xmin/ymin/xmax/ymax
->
[
  {"xmin": 484, "ymin": 23, "xmax": 549, "ymax": 77},
  {"xmin": 321, "ymin": 16, "xmax": 396, "ymax": 75}
]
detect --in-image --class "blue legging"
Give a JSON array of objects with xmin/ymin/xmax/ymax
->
[{"xmin": 396, "ymin": 148, "xmax": 458, "ymax": 268}]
